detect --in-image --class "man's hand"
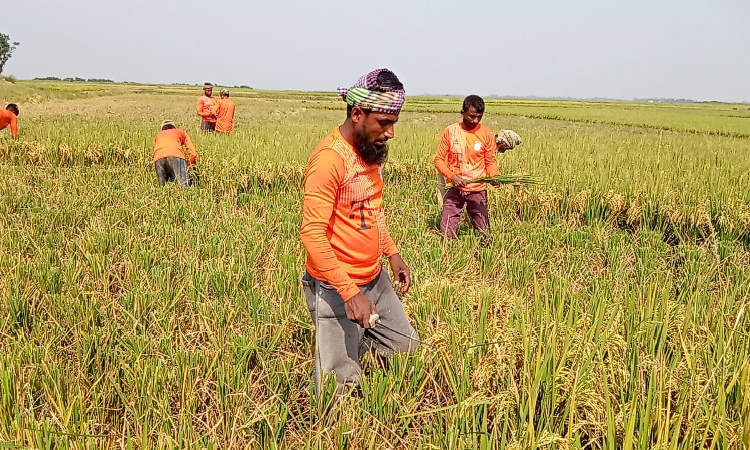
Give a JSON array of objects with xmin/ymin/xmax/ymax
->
[
  {"xmin": 450, "ymin": 175, "xmax": 467, "ymax": 188},
  {"xmin": 389, "ymin": 253, "xmax": 411, "ymax": 294},
  {"xmin": 345, "ymin": 292, "xmax": 377, "ymax": 328}
]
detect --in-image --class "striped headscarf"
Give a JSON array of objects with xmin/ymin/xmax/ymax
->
[{"xmin": 337, "ymin": 68, "xmax": 405, "ymax": 115}]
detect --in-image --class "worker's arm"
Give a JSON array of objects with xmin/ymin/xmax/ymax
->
[
  {"xmin": 383, "ymin": 224, "xmax": 399, "ymax": 258},
  {"xmin": 383, "ymin": 226, "xmax": 411, "ymax": 293},
  {"xmin": 433, "ymin": 128, "xmax": 455, "ymax": 179},
  {"xmin": 182, "ymin": 131, "xmax": 198, "ymax": 165},
  {"xmin": 10, "ymin": 115, "xmax": 18, "ymax": 139},
  {"xmin": 300, "ymin": 149, "xmax": 360, "ymax": 301}
]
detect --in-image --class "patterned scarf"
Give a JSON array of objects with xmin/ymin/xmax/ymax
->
[{"xmin": 337, "ymin": 68, "xmax": 405, "ymax": 115}]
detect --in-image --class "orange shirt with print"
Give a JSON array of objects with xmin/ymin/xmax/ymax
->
[
  {"xmin": 0, "ymin": 110, "xmax": 18, "ymax": 138},
  {"xmin": 213, "ymin": 98, "xmax": 236, "ymax": 133},
  {"xmin": 196, "ymin": 95, "xmax": 217, "ymax": 123},
  {"xmin": 434, "ymin": 123, "xmax": 499, "ymax": 192},
  {"xmin": 300, "ymin": 127, "xmax": 399, "ymax": 301},
  {"xmin": 153, "ymin": 128, "xmax": 198, "ymax": 164}
]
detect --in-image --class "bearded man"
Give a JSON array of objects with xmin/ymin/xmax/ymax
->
[{"xmin": 300, "ymin": 68, "xmax": 419, "ymax": 395}]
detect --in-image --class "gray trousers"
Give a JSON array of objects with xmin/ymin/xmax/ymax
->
[
  {"xmin": 302, "ymin": 269, "xmax": 419, "ymax": 394},
  {"xmin": 200, "ymin": 121, "xmax": 216, "ymax": 132},
  {"xmin": 154, "ymin": 157, "xmax": 189, "ymax": 187}
]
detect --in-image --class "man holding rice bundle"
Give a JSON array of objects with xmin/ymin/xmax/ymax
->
[
  {"xmin": 196, "ymin": 82, "xmax": 217, "ymax": 132},
  {"xmin": 300, "ymin": 68, "xmax": 419, "ymax": 395},
  {"xmin": 435, "ymin": 127, "xmax": 522, "ymax": 208},
  {"xmin": 434, "ymin": 95, "xmax": 511, "ymax": 239},
  {"xmin": 153, "ymin": 120, "xmax": 198, "ymax": 188}
]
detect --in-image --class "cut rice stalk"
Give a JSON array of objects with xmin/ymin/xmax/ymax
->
[{"xmin": 445, "ymin": 173, "xmax": 543, "ymax": 189}]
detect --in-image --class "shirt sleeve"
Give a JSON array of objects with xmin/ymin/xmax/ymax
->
[
  {"xmin": 300, "ymin": 149, "xmax": 360, "ymax": 301},
  {"xmin": 484, "ymin": 130, "xmax": 499, "ymax": 177},
  {"xmin": 383, "ymin": 224, "xmax": 399, "ymax": 258},
  {"xmin": 433, "ymin": 128, "xmax": 454, "ymax": 179},
  {"xmin": 182, "ymin": 131, "xmax": 198, "ymax": 163},
  {"xmin": 10, "ymin": 115, "xmax": 18, "ymax": 138}
]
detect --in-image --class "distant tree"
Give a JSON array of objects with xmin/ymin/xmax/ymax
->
[{"xmin": 0, "ymin": 33, "xmax": 20, "ymax": 76}]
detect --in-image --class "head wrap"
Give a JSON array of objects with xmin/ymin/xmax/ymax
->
[
  {"xmin": 220, "ymin": 88, "xmax": 229, "ymax": 96},
  {"xmin": 337, "ymin": 68, "xmax": 405, "ymax": 115},
  {"xmin": 495, "ymin": 129, "xmax": 522, "ymax": 151},
  {"xmin": 160, "ymin": 120, "xmax": 175, "ymax": 129},
  {"xmin": 203, "ymin": 83, "xmax": 213, "ymax": 89}
]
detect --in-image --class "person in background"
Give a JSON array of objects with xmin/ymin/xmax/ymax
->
[
  {"xmin": 436, "ymin": 128, "xmax": 522, "ymax": 207},
  {"xmin": 196, "ymin": 83, "xmax": 217, "ymax": 131},
  {"xmin": 300, "ymin": 68, "xmax": 419, "ymax": 396},
  {"xmin": 433, "ymin": 95, "xmax": 498, "ymax": 239},
  {"xmin": 495, "ymin": 129, "xmax": 522, "ymax": 154},
  {"xmin": 213, "ymin": 88, "xmax": 236, "ymax": 133},
  {"xmin": 0, "ymin": 103, "xmax": 19, "ymax": 139},
  {"xmin": 153, "ymin": 120, "xmax": 197, "ymax": 187}
]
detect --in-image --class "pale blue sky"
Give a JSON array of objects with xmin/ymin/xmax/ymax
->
[{"xmin": 2, "ymin": 0, "xmax": 749, "ymax": 102}]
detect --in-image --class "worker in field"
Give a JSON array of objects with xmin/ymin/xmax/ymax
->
[
  {"xmin": 153, "ymin": 120, "xmax": 197, "ymax": 187},
  {"xmin": 0, "ymin": 103, "xmax": 19, "ymax": 139},
  {"xmin": 300, "ymin": 68, "xmax": 419, "ymax": 396},
  {"xmin": 196, "ymin": 82, "xmax": 217, "ymax": 131},
  {"xmin": 436, "ymin": 127, "xmax": 522, "ymax": 208},
  {"xmin": 212, "ymin": 88, "xmax": 236, "ymax": 133},
  {"xmin": 434, "ymin": 95, "xmax": 499, "ymax": 239}
]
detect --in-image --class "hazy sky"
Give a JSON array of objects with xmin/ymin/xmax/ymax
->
[{"xmin": 2, "ymin": 0, "xmax": 749, "ymax": 102}]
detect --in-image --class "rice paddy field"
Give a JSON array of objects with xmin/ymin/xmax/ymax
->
[{"xmin": 1, "ymin": 81, "xmax": 749, "ymax": 449}]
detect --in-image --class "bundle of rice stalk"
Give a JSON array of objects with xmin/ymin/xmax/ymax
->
[{"xmin": 446, "ymin": 173, "xmax": 543, "ymax": 189}]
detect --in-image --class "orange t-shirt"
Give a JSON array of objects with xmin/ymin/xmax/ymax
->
[
  {"xmin": 213, "ymin": 98, "xmax": 235, "ymax": 133},
  {"xmin": 153, "ymin": 128, "xmax": 198, "ymax": 163},
  {"xmin": 434, "ymin": 123, "xmax": 498, "ymax": 192},
  {"xmin": 0, "ymin": 110, "xmax": 18, "ymax": 138},
  {"xmin": 196, "ymin": 95, "xmax": 217, "ymax": 123},
  {"xmin": 300, "ymin": 127, "xmax": 399, "ymax": 301}
]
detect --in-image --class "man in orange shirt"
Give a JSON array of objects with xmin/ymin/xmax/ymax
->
[
  {"xmin": 434, "ymin": 95, "xmax": 498, "ymax": 239},
  {"xmin": 0, "ymin": 103, "xmax": 19, "ymax": 139},
  {"xmin": 300, "ymin": 68, "xmax": 419, "ymax": 394},
  {"xmin": 436, "ymin": 128, "xmax": 522, "ymax": 207},
  {"xmin": 212, "ymin": 88, "xmax": 235, "ymax": 133},
  {"xmin": 153, "ymin": 120, "xmax": 198, "ymax": 187},
  {"xmin": 196, "ymin": 83, "xmax": 217, "ymax": 132}
]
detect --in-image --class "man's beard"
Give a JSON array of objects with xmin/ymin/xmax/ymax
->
[{"xmin": 353, "ymin": 128, "xmax": 389, "ymax": 166}]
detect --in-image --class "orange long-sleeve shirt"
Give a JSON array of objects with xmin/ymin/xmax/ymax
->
[
  {"xmin": 300, "ymin": 127, "xmax": 399, "ymax": 301},
  {"xmin": 212, "ymin": 98, "xmax": 235, "ymax": 133},
  {"xmin": 0, "ymin": 110, "xmax": 18, "ymax": 138},
  {"xmin": 153, "ymin": 128, "xmax": 198, "ymax": 163},
  {"xmin": 196, "ymin": 95, "xmax": 217, "ymax": 123},
  {"xmin": 434, "ymin": 122, "xmax": 498, "ymax": 192}
]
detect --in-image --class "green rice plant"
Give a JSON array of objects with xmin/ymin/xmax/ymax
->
[
  {"xmin": 0, "ymin": 80, "xmax": 748, "ymax": 448},
  {"xmin": 445, "ymin": 173, "xmax": 544, "ymax": 189}
]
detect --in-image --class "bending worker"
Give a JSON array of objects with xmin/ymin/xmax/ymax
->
[
  {"xmin": 153, "ymin": 120, "xmax": 197, "ymax": 187},
  {"xmin": 0, "ymin": 103, "xmax": 19, "ymax": 139}
]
